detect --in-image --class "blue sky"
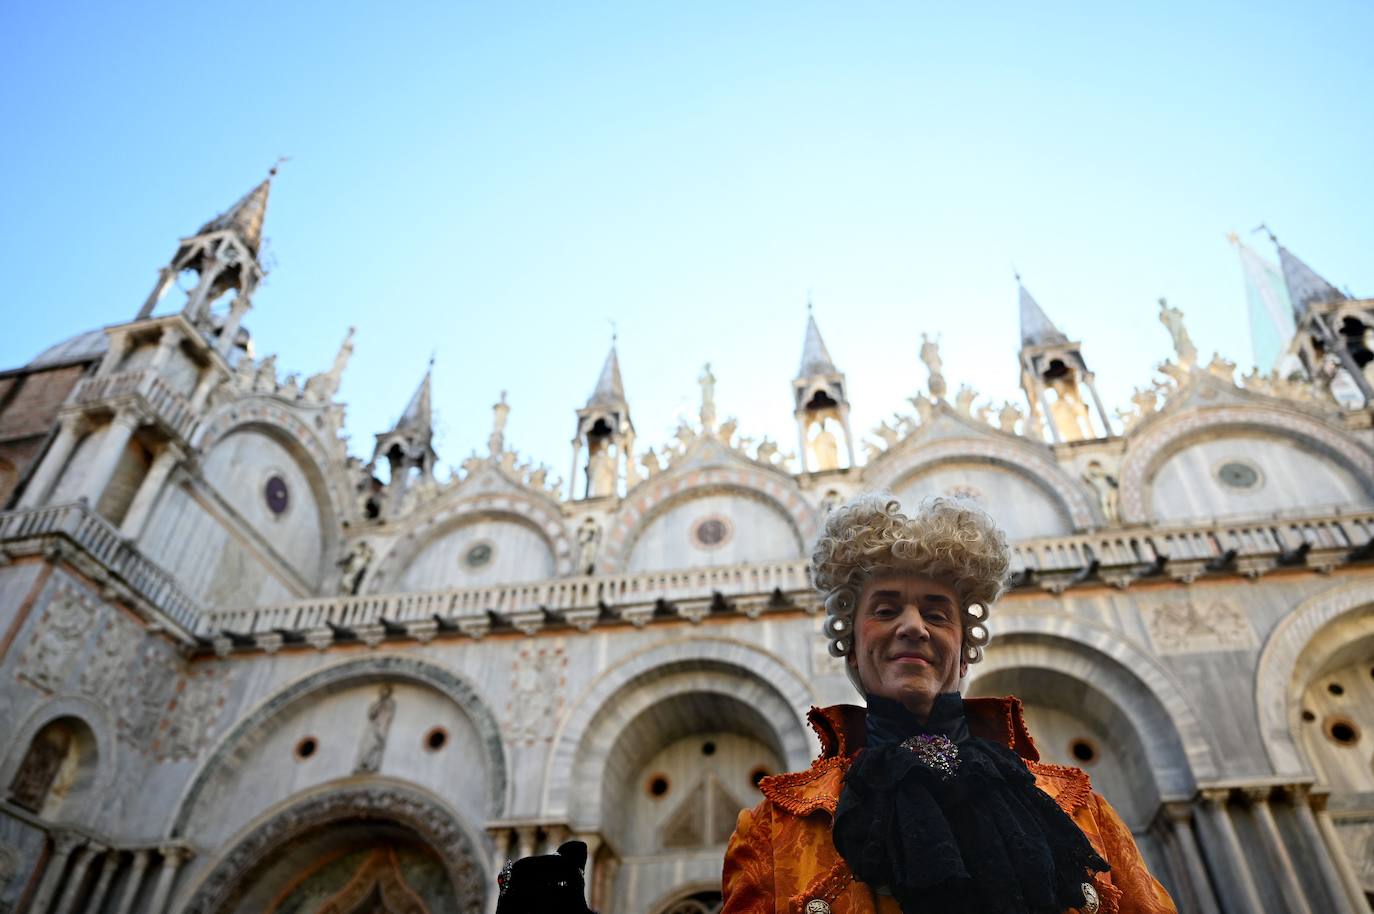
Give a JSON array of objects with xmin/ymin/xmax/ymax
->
[{"xmin": 3, "ymin": 1, "xmax": 1371, "ymax": 482}]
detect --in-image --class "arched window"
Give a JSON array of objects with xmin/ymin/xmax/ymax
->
[{"xmin": 8, "ymin": 718, "xmax": 91, "ymax": 816}]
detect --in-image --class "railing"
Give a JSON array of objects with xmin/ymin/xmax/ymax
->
[
  {"xmin": 0, "ymin": 503, "xmax": 202, "ymax": 634},
  {"xmin": 200, "ymin": 510, "xmax": 1374, "ymax": 639},
  {"xmin": 71, "ymin": 368, "xmax": 198, "ymax": 441}
]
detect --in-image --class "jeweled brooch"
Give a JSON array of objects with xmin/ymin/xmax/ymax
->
[{"xmin": 899, "ymin": 733, "xmax": 960, "ymax": 779}]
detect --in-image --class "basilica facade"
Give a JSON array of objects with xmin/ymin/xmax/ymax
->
[{"xmin": 0, "ymin": 174, "xmax": 1372, "ymax": 914}]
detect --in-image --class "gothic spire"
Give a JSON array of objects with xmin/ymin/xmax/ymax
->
[
  {"xmin": 587, "ymin": 344, "xmax": 626, "ymax": 408},
  {"xmin": 1018, "ymin": 279, "xmax": 1068, "ymax": 348},
  {"xmin": 798, "ymin": 312, "xmax": 838, "ymax": 378},
  {"xmin": 1275, "ymin": 242, "xmax": 1347, "ymax": 317},
  {"xmin": 194, "ymin": 163, "xmax": 279, "ymax": 257},
  {"xmin": 394, "ymin": 360, "xmax": 434, "ymax": 446}
]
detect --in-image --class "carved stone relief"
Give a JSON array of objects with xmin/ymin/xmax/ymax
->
[
  {"xmin": 180, "ymin": 784, "xmax": 485, "ymax": 914},
  {"xmin": 79, "ymin": 612, "xmax": 141, "ymax": 703},
  {"xmin": 507, "ymin": 644, "xmax": 567, "ymax": 745},
  {"xmin": 355, "ymin": 684, "xmax": 397, "ymax": 774},
  {"xmin": 1143, "ymin": 599, "xmax": 1256, "ymax": 654},
  {"xmin": 18, "ymin": 584, "xmax": 97, "ymax": 692},
  {"xmin": 156, "ymin": 667, "xmax": 226, "ymax": 761}
]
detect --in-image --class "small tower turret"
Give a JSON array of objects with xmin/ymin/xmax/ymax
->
[
  {"xmin": 373, "ymin": 361, "xmax": 437, "ymax": 516},
  {"xmin": 1016, "ymin": 278, "xmax": 1112, "ymax": 442},
  {"xmin": 792, "ymin": 307, "xmax": 854, "ymax": 471},
  {"xmin": 137, "ymin": 165, "xmax": 278, "ymax": 356},
  {"xmin": 570, "ymin": 343, "xmax": 635, "ymax": 499},
  {"xmin": 1263, "ymin": 229, "xmax": 1374, "ymax": 408}
]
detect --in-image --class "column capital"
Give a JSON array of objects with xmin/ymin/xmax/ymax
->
[
  {"xmin": 1198, "ymin": 786, "xmax": 1233, "ymax": 804},
  {"xmin": 157, "ymin": 843, "xmax": 193, "ymax": 865},
  {"xmin": 50, "ymin": 829, "xmax": 86, "ymax": 855},
  {"xmin": 1239, "ymin": 785, "xmax": 1274, "ymax": 804},
  {"xmin": 110, "ymin": 407, "xmax": 145, "ymax": 431},
  {"xmin": 1162, "ymin": 799, "xmax": 1197, "ymax": 822}
]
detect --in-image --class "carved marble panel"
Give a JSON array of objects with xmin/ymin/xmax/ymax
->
[
  {"xmin": 1143, "ymin": 599, "xmax": 1256, "ymax": 654},
  {"xmin": 17, "ymin": 584, "xmax": 96, "ymax": 693},
  {"xmin": 156, "ymin": 667, "xmax": 227, "ymax": 761},
  {"xmin": 506, "ymin": 643, "xmax": 567, "ymax": 745}
]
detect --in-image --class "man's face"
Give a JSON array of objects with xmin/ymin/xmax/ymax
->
[{"xmin": 848, "ymin": 573, "xmax": 967, "ymax": 719}]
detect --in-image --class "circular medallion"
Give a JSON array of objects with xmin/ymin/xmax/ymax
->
[
  {"xmin": 691, "ymin": 515, "xmax": 732, "ymax": 549},
  {"xmin": 1216, "ymin": 460, "xmax": 1260, "ymax": 489},
  {"xmin": 264, "ymin": 475, "xmax": 289, "ymax": 515},
  {"xmin": 463, "ymin": 542, "xmax": 493, "ymax": 568}
]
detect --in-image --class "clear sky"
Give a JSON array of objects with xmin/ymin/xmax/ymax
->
[{"xmin": 3, "ymin": 1, "xmax": 1372, "ymax": 483}]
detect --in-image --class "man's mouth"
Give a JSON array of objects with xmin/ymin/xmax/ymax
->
[{"xmin": 889, "ymin": 653, "xmax": 932, "ymax": 664}]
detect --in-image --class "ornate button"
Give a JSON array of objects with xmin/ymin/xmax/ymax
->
[
  {"xmin": 805, "ymin": 900, "xmax": 832, "ymax": 914},
  {"xmin": 1080, "ymin": 881, "xmax": 1100, "ymax": 914}
]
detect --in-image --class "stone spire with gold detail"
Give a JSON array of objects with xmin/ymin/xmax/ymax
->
[
  {"xmin": 571, "ymin": 341, "xmax": 636, "ymax": 499},
  {"xmin": 793, "ymin": 304, "xmax": 854, "ymax": 471},
  {"xmin": 136, "ymin": 162, "xmax": 283, "ymax": 355},
  {"xmin": 1015, "ymin": 276, "xmax": 1113, "ymax": 443}
]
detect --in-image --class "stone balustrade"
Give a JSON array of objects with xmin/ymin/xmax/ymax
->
[
  {"xmin": 71, "ymin": 368, "xmax": 198, "ymax": 442},
  {"xmin": 0, "ymin": 502, "xmax": 202, "ymax": 635},
  {"xmin": 199, "ymin": 509, "xmax": 1374, "ymax": 650}
]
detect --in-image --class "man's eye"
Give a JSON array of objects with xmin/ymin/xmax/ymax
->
[{"xmin": 873, "ymin": 604, "xmax": 898, "ymax": 616}]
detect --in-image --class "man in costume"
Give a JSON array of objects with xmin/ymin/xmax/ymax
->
[{"xmin": 722, "ymin": 495, "xmax": 1175, "ymax": 914}]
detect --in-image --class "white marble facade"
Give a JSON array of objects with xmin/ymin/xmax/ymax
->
[{"xmin": 1, "ymin": 179, "xmax": 1373, "ymax": 914}]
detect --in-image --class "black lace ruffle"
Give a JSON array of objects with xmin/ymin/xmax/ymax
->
[{"xmin": 832, "ymin": 694, "xmax": 1108, "ymax": 914}]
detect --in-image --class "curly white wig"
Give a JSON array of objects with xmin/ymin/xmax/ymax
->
[{"xmin": 811, "ymin": 493, "xmax": 1011, "ymax": 692}]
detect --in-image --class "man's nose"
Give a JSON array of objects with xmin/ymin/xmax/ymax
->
[{"xmin": 894, "ymin": 605, "xmax": 930, "ymax": 640}]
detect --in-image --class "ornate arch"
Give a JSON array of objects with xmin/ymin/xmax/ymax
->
[
  {"xmin": 366, "ymin": 490, "xmax": 574, "ymax": 590},
  {"xmin": 177, "ymin": 778, "xmax": 487, "ymax": 914},
  {"xmin": 0, "ymin": 694, "xmax": 116, "ymax": 822},
  {"xmin": 192, "ymin": 401, "xmax": 347, "ymax": 592},
  {"xmin": 969, "ymin": 613, "xmax": 1216, "ymax": 788},
  {"xmin": 1117, "ymin": 405, "xmax": 1374, "ymax": 523},
  {"xmin": 601, "ymin": 466, "xmax": 818, "ymax": 574},
  {"xmin": 1255, "ymin": 577, "xmax": 1374, "ymax": 776},
  {"xmin": 169, "ymin": 654, "xmax": 507, "ymax": 837},
  {"xmin": 862, "ymin": 437, "xmax": 1097, "ymax": 530},
  {"xmin": 541, "ymin": 637, "xmax": 816, "ymax": 819}
]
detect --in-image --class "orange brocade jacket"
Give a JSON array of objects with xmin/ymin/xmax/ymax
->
[{"xmin": 721, "ymin": 699, "xmax": 1177, "ymax": 914}]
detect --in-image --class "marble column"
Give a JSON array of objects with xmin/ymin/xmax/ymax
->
[
  {"xmin": 96, "ymin": 332, "xmax": 132, "ymax": 376},
  {"xmin": 1244, "ymin": 788, "xmax": 1312, "ymax": 914},
  {"xmin": 1286, "ymin": 786, "xmax": 1363, "ymax": 912},
  {"xmin": 577, "ymin": 832, "xmax": 602, "ymax": 912},
  {"xmin": 1304, "ymin": 793, "xmax": 1369, "ymax": 914},
  {"xmin": 148, "ymin": 326, "xmax": 185, "ymax": 372},
  {"xmin": 76, "ymin": 409, "xmax": 142, "ymax": 508},
  {"xmin": 145, "ymin": 845, "xmax": 189, "ymax": 914},
  {"xmin": 18, "ymin": 416, "xmax": 86, "ymax": 508},
  {"xmin": 515, "ymin": 825, "xmax": 537, "ymax": 860},
  {"xmin": 138, "ymin": 267, "xmax": 175, "ymax": 320},
  {"xmin": 119, "ymin": 443, "xmax": 184, "ymax": 539},
  {"xmin": 1198, "ymin": 789, "xmax": 1265, "ymax": 913},
  {"xmin": 1162, "ymin": 802, "xmax": 1220, "ymax": 914},
  {"xmin": 112, "ymin": 849, "xmax": 151, "ymax": 914},
  {"xmin": 52, "ymin": 842, "xmax": 102, "ymax": 914},
  {"xmin": 27, "ymin": 831, "xmax": 83, "ymax": 914},
  {"xmin": 189, "ymin": 369, "xmax": 221, "ymax": 411},
  {"xmin": 217, "ymin": 297, "xmax": 252, "ymax": 356},
  {"xmin": 487, "ymin": 829, "xmax": 513, "ymax": 914},
  {"xmin": 84, "ymin": 849, "xmax": 121, "ymax": 914}
]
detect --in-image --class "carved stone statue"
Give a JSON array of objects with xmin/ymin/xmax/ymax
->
[
  {"xmin": 253, "ymin": 355, "xmax": 278, "ymax": 394},
  {"xmin": 1158, "ymin": 298, "xmax": 1197, "ymax": 368},
  {"xmin": 873, "ymin": 420, "xmax": 900, "ymax": 448},
  {"xmin": 639, "ymin": 447, "xmax": 662, "ymax": 478},
  {"xmin": 955, "ymin": 385, "xmax": 978, "ymax": 416},
  {"xmin": 755, "ymin": 439, "xmax": 779, "ymax": 465},
  {"xmin": 1082, "ymin": 460, "xmax": 1120, "ymax": 523},
  {"xmin": 339, "ymin": 540, "xmax": 373, "ymax": 595},
  {"xmin": 909, "ymin": 394, "xmax": 935, "ymax": 423},
  {"xmin": 1048, "ymin": 376, "xmax": 1092, "ymax": 441},
  {"xmin": 716, "ymin": 418, "xmax": 737, "ymax": 446},
  {"xmin": 698, "ymin": 363, "xmax": 717, "ymax": 431},
  {"xmin": 354, "ymin": 684, "xmax": 396, "ymax": 774},
  {"xmin": 919, "ymin": 334, "xmax": 946, "ymax": 400},
  {"xmin": 811, "ymin": 426, "xmax": 840, "ymax": 471},
  {"xmin": 489, "ymin": 391, "xmax": 510, "ymax": 456},
  {"xmin": 576, "ymin": 518, "xmax": 601, "ymax": 575},
  {"xmin": 997, "ymin": 402, "xmax": 1023, "ymax": 434}
]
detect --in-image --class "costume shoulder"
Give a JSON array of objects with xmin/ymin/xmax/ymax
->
[{"xmin": 1024, "ymin": 758, "xmax": 1095, "ymax": 815}]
